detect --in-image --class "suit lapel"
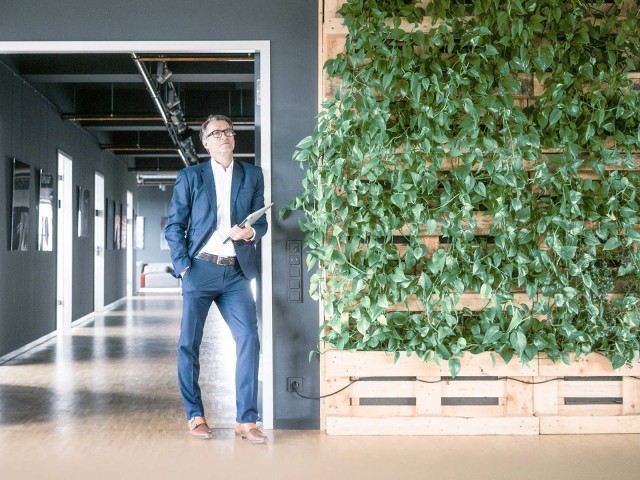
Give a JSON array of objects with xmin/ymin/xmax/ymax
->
[
  {"xmin": 200, "ymin": 162, "xmax": 217, "ymax": 215},
  {"xmin": 230, "ymin": 160, "xmax": 244, "ymax": 225}
]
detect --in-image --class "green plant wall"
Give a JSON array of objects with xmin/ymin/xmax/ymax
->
[{"xmin": 288, "ymin": 0, "xmax": 640, "ymax": 375}]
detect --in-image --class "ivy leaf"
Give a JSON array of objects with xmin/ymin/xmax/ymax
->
[
  {"xmin": 557, "ymin": 246, "xmax": 577, "ymax": 260},
  {"xmin": 603, "ymin": 237, "xmax": 621, "ymax": 251},
  {"xmin": 425, "ymin": 219, "xmax": 438, "ymax": 235},
  {"xmin": 507, "ymin": 308, "xmax": 524, "ymax": 332},
  {"xmin": 296, "ymin": 135, "xmax": 314, "ymax": 149},
  {"xmin": 480, "ymin": 283, "xmax": 492, "ymax": 300},
  {"xmin": 448, "ymin": 357, "xmax": 461, "ymax": 378},
  {"xmin": 483, "ymin": 326, "xmax": 502, "ymax": 344},
  {"xmin": 485, "ymin": 45, "xmax": 499, "ymax": 56},
  {"xmin": 611, "ymin": 355, "xmax": 625, "ymax": 370},
  {"xmin": 549, "ymin": 109, "xmax": 562, "ymax": 126},
  {"xmin": 510, "ymin": 330, "xmax": 527, "ymax": 357},
  {"xmin": 429, "ymin": 249, "xmax": 447, "ymax": 274}
]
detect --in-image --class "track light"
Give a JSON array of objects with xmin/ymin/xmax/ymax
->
[
  {"xmin": 178, "ymin": 127, "xmax": 192, "ymax": 142},
  {"xmin": 155, "ymin": 62, "xmax": 172, "ymax": 84},
  {"xmin": 167, "ymin": 89, "xmax": 180, "ymax": 109}
]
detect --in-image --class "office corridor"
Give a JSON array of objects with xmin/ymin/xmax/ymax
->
[{"xmin": 1, "ymin": 293, "xmax": 640, "ymax": 480}]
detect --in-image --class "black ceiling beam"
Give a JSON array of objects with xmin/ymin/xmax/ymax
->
[{"xmin": 24, "ymin": 73, "xmax": 254, "ymax": 83}]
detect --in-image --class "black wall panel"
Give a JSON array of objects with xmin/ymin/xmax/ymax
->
[{"xmin": 0, "ymin": 67, "xmax": 134, "ymax": 356}]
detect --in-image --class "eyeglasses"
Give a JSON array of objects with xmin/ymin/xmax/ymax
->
[{"xmin": 205, "ymin": 128, "xmax": 236, "ymax": 139}]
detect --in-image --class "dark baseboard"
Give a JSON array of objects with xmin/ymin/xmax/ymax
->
[{"xmin": 274, "ymin": 418, "xmax": 320, "ymax": 430}]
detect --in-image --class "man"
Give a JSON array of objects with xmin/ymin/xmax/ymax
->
[{"xmin": 165, "ymin": 114, "xmax": 268, "ymax": 443}]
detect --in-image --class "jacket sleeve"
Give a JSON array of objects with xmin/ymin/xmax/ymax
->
[
  {"xmin": 242, "ymin": 167, "xmax": 268, "ymax": 246},
  {"xmin": 165, "ymin": 170, "xmax": 192, "ymax": 277}
]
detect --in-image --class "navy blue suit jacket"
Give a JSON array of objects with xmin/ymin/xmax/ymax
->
[{"xmin": 165, "ymin": 160, "xmax": 267, "ymax": 280}]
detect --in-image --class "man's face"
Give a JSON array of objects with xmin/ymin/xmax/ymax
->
[{"xmin": 202, "ymin": 119, "xmax": 235, "ymax": 157}]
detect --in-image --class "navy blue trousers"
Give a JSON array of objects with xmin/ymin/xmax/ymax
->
[{"xmin": 178, "ymin": 258, "xmax": 260, "ymax": 423}]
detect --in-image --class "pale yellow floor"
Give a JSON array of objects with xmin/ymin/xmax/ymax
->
[{"xmin": 1, "ymin": 293, "xmax": 640, "ymax": 480}]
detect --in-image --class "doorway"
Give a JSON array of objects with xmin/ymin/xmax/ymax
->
[
  {"xmin": 0, "ymin": 41, "xmax": 273, "ymax": 429},
  {"xmin": 94, "ymin": 172, "xmax": 105, "ymax": 312},
  {"xmin": 56, "ymin": 150, "xmax": 73, "ymax": 332}
]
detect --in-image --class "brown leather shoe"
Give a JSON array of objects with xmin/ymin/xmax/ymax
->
[
  {"xmin": 235, "ymin": 422, "xmax": 268, "ymax": 444},
  {"xmin": 188, "ymin": 416, "xmax": 213, "ymax": 439}
]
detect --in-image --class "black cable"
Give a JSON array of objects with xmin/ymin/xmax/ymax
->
[
  {"xmin": 293, "ymin": 375, "xmax": 640, "ymax": 400},
  {"xmin": 494, "ymin": 376, "xmax": 564, "ymax": 385},
  {"xmin": 292, "ymin": 378, "xmax": 362, "ymax": 400}
]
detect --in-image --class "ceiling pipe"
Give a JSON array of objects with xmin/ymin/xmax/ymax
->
[
  {"xmin": 135, "ymin": 56, "xmax": 253, "ymax": 62},
  {"xmin": 64, "ymin": 115, "xmax": 164, "ymax": 121},
  {"xmin": 132, "ymin": 53, "xmax": 169, "ymax": 125}
]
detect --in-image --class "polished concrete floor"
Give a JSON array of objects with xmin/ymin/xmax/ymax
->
[{"xmin": 2, "ymin": 293, "xmax": 640, "ymax": 480}]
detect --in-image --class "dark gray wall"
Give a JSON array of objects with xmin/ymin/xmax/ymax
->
[
  {"xmin": 0, "ymin": 63, "xmax": 134, "ymax": 356},
  {"xmin": 133, "ymin": 185, "xmax": 174, "ymax": 291},
  {"xmin": 0, "ymin": 0, "xmax": 320, "ymax": 428}
]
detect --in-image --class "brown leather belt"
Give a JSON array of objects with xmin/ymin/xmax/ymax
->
[{"xmin": 195, "ymin": 252, "xmax": 237, "ymax": 266}]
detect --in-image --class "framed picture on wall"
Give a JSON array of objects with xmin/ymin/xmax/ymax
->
[
  {"xmin": 10, "ymin": 158, "xmax": 31, "ymax": 251},
  {"xmin": 105, "ymin": 198, "xmax": 114, "ymax": 250},
  {"xmin": 114, "ymin": 203, "xmax": 121, "ymax": 250},
  {"xmin": 160, "ymin": 216, "xmax": 169, "ymax": 250},
  {"xmin": 120, "ymin": 208, "xmax": 127, "ymax": 249},
  {"xmin": 77, "ymin": 186, "xmax": 90, "ymax": 237},
  {"xmin": 37, "ymin": 170, "xmax": 54, "ymax": 251}
]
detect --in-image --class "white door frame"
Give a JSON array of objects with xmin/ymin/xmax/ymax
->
[
  {"xmin": 0, "ymin": 41, "xmax": 274, "ymax": 429},
  {"xmin": 126, "ymin": 190, "xmax": 133, "ymax": 297},
  {"xmin": 94, "ymin": 172, "xmax": 105, "ymax": 312},
  {"xmin": 56, "ymin": 150, "xmax": 73, "ymax": 332}
]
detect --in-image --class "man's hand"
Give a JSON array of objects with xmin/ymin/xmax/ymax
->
[
  {"xmin": 229, "ymin": 224, "xmax": 255, "ymax": 242},
  {"xmin": 180, "ymin": 267, "xmax": 189, "ymax": 278}
]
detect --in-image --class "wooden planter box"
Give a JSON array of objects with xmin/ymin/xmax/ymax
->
[{"xmin": 321, "ymin": 351, "xmax": 640, "ymax": 435}]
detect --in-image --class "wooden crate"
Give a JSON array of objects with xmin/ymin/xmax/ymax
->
[
  {"xmin": 535, "ymin": 353, "xmax": 640, "ymax": 434},
  {"xmin": 322, "ymin": 351, "xmax": 640, "ymax": 435},
  {"xmin": 323, "ymin": 350, "xmax": 540, "ymax": 435}
]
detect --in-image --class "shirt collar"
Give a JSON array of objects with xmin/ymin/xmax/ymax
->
[{"xmin": 211, "ymin": 158, "xmax": 234, "ymax": 175}]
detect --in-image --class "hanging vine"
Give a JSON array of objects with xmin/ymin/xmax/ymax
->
[{"xmin": 286, "ymin": 0, "xmax": 640, "ymax": 375}]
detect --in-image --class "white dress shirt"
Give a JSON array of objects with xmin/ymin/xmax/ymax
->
[{"xmin": 200, "ymin": 159, "xmax": 236, "ymax": 257}]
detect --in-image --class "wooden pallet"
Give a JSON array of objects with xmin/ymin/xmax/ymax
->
[
  {"xmin": 322, "ymin": 350, "xmax": 640, "ymax": 435},
  {"xmin": 535, "ymin": 354, "xmax": 640, "ymax": 434}
]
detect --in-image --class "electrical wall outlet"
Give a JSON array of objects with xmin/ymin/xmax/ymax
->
[{"xmin": 287, "ymin": 377, "xmax": 303, "ymax": 392}]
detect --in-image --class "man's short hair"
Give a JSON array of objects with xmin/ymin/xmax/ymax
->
[{"xmin": 199, "ymin": 115, "xmax": 234, "ymax": 142}]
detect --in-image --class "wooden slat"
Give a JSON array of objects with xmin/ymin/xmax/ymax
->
[
  {"xmin": 324, "ymin": 15, "xmax": 473, "ymax": 37},
  {"xmin": 441, "ymin": 380, "xmax": 505, "ymax": 398},
  {"xmin": 540, "ymin": 415, "xmax": 640, "ymax": 434},
  {"xmin": 440, "ymin": 405, "xmax": 507, "ymax": 417},
  {"xmin": 539, "ymin": 353, "xmax": 640, "ymax": 376},
  {"xmin": 623, "ymin": 377, "xmax": 640, "ymax": 415},
  {"xmin": 388, "ymin": 293, "xmax": 533, "ymax": 312},
  {"xmin": 350, "ymin": 380, "xmax": 416, "ymax": 398},
  {"xmin": 556, "ymin": 404, "xmax": 623, "ymax": 416},
  {"xmin": 533, "ymin": 378, "xmax": 559, "ymax": 415},
  {"xmin": 350, "ymin": 405, "xmax": 416, "ymax": 417},
  {"xmin": 325, "ymin": 351, "xmax": 538, "ymax": 377},
  {"xmin": 506, "ymin": 378, "xmax": 534, "ymax": 416},
  {"xmin": 416, "ymin": 377, "xmax": 442, "ymax": 415},
  {"xmin": 322, "ymin": 35, "xmax": 346, "ymax": 99},
  {"xmin": 420, "ymin": 235, "xmax": 439, "ymax": 259},
  {"xmin": 321, "ymin": 376, "xmax": 351, "ymax": 428},
  {"xmin": 323, "ymin": 0, "xmax": 344, "ymax": 19},
  {"xmin": 395, "ymin": 212, "xmax": 494, "ymax": 237},
  {"xmin": 558, "ymin": 380, "xmax": 622, "ymax": 398},
  {"xmin": 326, "ymin": 416, "xmax": 540, "ymax": 435}
]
